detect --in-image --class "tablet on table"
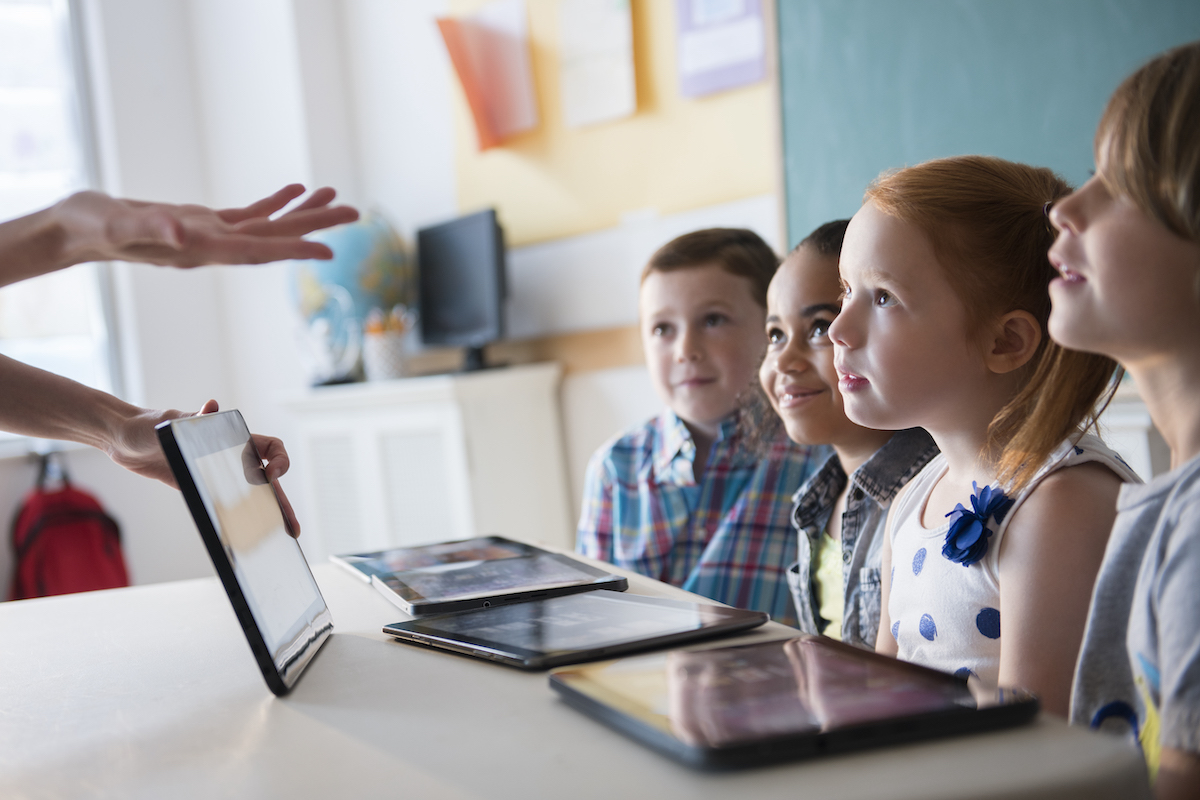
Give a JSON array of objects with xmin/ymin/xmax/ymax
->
[
  {"xmin": 383, "ymin": 591, "xmax": 768, "ymax": 669},
  {"xmin": 333, "ymin": 536, "xmax": 628, "ymax": 615},
  {"xmin": 549, "ymin": 635, "xmax": 1039, "ymax": 768}
]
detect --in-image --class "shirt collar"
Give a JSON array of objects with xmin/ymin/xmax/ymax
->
[
  {"xmin": 791, "ymin": 428, "xmax": 939, "ymax": 530},
  {"xmin": 1117, "ymin": 450, "xmax": 1200, "ymax": 511},
  {"xmin": 653, "ymin": 410, "xmax": 739, "ymax": 475},
  {"xmin": 850, "ymin": 427, "xmax": 940, "ymax": 505},
  {"xmin": 792, "ymin": 450, "xmax": 846, "ymax": 530}
]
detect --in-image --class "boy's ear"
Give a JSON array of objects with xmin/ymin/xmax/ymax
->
[{"xmin": 985, "ymin": 310, "xmax": 1041, "ymax": 375}]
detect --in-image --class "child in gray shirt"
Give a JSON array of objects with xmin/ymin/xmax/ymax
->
[{"xmin": 1048, "ymin": 41, "xmax": 1200, "ymax": 798}]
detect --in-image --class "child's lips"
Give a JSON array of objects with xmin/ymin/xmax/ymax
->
[
  {"xmin": 776, "ymin": 385, "xmax": 823, "ymax": 408},
  {"xmin": 1049, "ymin": 253, "xmax": 1086, "ymax": 284},
  {"xmin": 676, "ymin": 376, "xmax": 716, "ymax": 389},
  {"xmin": 835, "ymin": 367, "xmax": 869, "ymax": 392}
]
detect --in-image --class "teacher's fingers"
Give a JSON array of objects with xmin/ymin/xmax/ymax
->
[
  {"xmin": 273, "ymin": 479, "xmax": 302, "ymax": 538},
  {"xmin": 217, "ymin": 184, "xmax": 307, "ymax": 224},
  {"xmin": 253, "ymin": 434, "xmax": 292, "ymax": 480}
]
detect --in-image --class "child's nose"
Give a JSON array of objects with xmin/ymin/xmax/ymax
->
[
  {"xmin": 828, "ymin": 308, "xmax": 854, "ymax": 347},
  {"xmin": 676, "ymin": 327, "xmax": 703, "ymax": 361},
  {"xmin": 776, "ymin": 343, "xmax": 811, "ymax": 374},
  {"xmin": 1048, "ymin": 188, "xmax": 1082, "ymax": 234}
]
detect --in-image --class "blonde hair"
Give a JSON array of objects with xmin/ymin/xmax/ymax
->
[
  {"xmin": 1096, "ymin": 40, "xmax": 1200, "ymax": 243},
  {"xmin": 866, "ymin": 156, "xmax": 1118, "ymax": 492}
]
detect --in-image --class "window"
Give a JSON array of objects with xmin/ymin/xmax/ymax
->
[{"xmin": 0, "ymin": 0, "xmax": 116, "ymax": 405}]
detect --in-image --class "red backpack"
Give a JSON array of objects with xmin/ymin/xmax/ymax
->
[{"xmin": 8, "ymin": 455, "xmax": 129, "ymax": 600}]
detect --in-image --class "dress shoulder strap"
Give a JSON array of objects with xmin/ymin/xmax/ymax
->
[{"xmin": 996, "ymin": 432, "xmax": 1142, "ymax": 535}]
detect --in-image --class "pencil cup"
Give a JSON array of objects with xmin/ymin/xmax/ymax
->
[{"xmin": 363, "ymin": 331, "xmax": 408, "ymax": 381}]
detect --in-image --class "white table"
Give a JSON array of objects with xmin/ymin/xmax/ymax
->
[{"xmin": 0, "ymin": 563, "xmax": 1150, "ymax": 799}]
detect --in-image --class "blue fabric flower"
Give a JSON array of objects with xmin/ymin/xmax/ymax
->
[{"xmin": 942, "ymin": 482, "xmax": 1015, "ymax": 567}]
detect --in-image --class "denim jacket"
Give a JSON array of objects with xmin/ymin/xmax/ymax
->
[{"xmin": 785, "ymin": 428, "xmax": 938, "ymax": 649}]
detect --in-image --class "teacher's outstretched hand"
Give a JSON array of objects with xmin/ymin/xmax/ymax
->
[{"xmin": 2, "ymin": 184, "xmax": 359, "ymax": 287}]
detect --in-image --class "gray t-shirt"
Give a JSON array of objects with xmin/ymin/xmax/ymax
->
[{"xmin": 1070, "ymin": 452, "xmax": 1200, "ymax": 776}]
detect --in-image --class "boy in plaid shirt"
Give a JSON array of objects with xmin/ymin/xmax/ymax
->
[{"xmin": 576, "ymin": 228, "xmax": 823, "ymax": 626}]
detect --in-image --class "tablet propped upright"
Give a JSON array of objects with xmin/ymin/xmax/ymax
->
[{"xmin": 157, "ymin": 410, "xmax": 332, "ymax": 696}]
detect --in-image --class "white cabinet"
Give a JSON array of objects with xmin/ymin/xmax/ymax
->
[{"xmin": 287, "ymin": 363, "xmax": 573, "ymax": 559}]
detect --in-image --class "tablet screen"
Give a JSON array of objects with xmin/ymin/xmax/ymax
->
[
  {"xmin": 384, "ymin": 591, "xmax": 765, "ymax": 663},
  {"xmin": 162, "ymin": 411, "xmax": 331, "ymax": 693},
  {"xmin": 337, "ymin": 537, "xmax": 531, "ymax": 578},
  {"xmin": 377, "ymin": 552, "xmax": 621, "ymax": 605},
  {"xmin": 553, "ymin": 636, "xmax": 983, "ymax": 748}
]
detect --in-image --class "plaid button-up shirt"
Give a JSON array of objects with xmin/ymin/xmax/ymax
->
[{"xmin": 576, "ymin": 410, "xmax": 824, "ymax": 626}]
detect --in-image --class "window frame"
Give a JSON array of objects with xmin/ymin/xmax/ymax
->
[{"xmin": 0, "ymin": 0, "xmax": 124, "ymax": 456}]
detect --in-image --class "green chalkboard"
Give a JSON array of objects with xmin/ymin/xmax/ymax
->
[{"xmin": 776, "ymin": 1, "xmax": 1200, "ymax": 248}]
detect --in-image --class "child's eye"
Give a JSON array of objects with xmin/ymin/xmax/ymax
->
[
  {"xmin": 766, "ymin": 326, "xmax": 786, "ymax": 345},
  {"xmin": 703, "ymin": 313, "xmax": 727, "ymax": 327},
  {"xmin": 808, "ymin": 318, "xmax": 832, "ymax": 343},
  {"xmin": 840, "ymin": 283, "xmax": 851, "ymax": 302},
  {"xmin": 651, "ymin": 322, "xmax": 672, "ymax": 337},
  {"xmin": 875, "ymin": 290, "xmax": 897, "ymax": 308}
]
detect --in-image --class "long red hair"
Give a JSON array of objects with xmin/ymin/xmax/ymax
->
[{"xmin": 866, "ymin": 156, "xmax": 1119, "ymax": 491}]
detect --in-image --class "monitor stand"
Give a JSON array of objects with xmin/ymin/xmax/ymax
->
[{"xmin": 462, "ymin": 345, "xmax": 488, "ymax": 372}]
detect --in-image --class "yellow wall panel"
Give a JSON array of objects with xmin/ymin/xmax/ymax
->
[{"xmin": 448, "ymin": 0, "xmax": 775, "ymax": 246}]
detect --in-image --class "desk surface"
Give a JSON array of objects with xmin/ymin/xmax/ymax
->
[{"xmin": 0, "ymin": 563, "xmax": 1149, "ymax": 800}]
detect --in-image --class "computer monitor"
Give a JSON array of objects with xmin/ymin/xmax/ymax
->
[{"xmin": 417, "ymin": 209, "xmax": 507, "ymax": 371}]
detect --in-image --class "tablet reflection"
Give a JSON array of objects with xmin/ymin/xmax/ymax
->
[
  {"xmin": 666, "ymin": 644, "xmax": 818, "ymax": 747},
  {"xmin": 666, "ymin": 637, "xmax": 976, "ymax": 748}
]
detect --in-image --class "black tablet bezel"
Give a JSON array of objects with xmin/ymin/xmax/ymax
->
[
  {"xmin": 157, "ymin": 410, "xmax": 332, "ymax": 696},
  {"xmin": 382, "ymin": 591, "xmax": 768, "ymax": 670},
  {"xmin": 548, "ymin": 636, "xmax": 1040, "ymax": 769}
]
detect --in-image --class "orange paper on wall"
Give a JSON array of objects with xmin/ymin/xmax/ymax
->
[{"xmin": 436, "ymin": 0, "xmax": 539, "ymax": 151}]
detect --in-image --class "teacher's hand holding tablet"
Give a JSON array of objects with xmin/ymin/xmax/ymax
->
[{"xmin": 110, "ymin": 399, "xmax": 301, "ymax": 538}]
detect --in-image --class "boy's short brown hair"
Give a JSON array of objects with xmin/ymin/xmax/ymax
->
[
  {"xmin": 641, "ymin": 228, "xmax": 779, "ymax": 307},
  {"xmin": 1096, "ymin": 40, "xmax": 1200, "ymax": 242}
]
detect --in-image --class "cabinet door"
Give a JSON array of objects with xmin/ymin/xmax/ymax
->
[
  {"xmin": 376, "ymin": 407, "xmax": 474, "ymax": 547},
  {"xmin": 297, "ymin": 404, "xmax": 474, "ymax": 557}
]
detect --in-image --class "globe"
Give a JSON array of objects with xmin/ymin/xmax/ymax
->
[
  {"xmin": 290, "ymin": 211, "xmax": 414, "ymax": 324},
  {"xmin": 289, "ymin": 211, "xmax": 414, "ymax": 384}
]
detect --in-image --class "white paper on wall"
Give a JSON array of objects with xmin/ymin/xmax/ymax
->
[{"xmin": 558, "ymin": 0, "xmax": 637, "ymax": 129}]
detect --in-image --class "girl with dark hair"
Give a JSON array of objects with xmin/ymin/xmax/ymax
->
[{"xmin": 760, "ymin": 221, "xmax": 937, "ymax": 649}]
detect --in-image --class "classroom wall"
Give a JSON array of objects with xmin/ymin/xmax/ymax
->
[
  {"xmin": 776, "ymin": 0, "xmax": 1200, "ymax": 246},
  {"xmin": 0, "ymin": 0, "xmax": 782, "ymax": 596},
  {"xmin": 446, "ymin": 0, "xmax": 780, "ymax": 247}
]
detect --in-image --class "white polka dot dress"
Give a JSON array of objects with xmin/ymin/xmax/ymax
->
[{"xmin": 886, "ymin": 434, "xmax": 1140, "ymax": 691}]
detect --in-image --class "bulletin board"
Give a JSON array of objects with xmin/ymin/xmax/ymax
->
[
  {"xmin": 775, "ymin": 0, "xmax": 1200, "ymax": 249},
  {"xmin": 447, "ymin": 0, "xmax": 778, "ymax": 247}
]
